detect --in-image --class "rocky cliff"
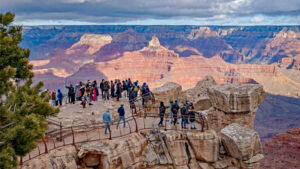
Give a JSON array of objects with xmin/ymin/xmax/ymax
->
[
  {"xmin": 23, "ymin": 82, "xmax": 266, "ymax": 169},
  {"xmin": 261, "ymin": 128, "xmax": 300, "ymax": 169}
]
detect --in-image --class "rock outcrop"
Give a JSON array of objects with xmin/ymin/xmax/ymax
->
[
  {"xmin": 23, "ymin": 82, "xmax": 267, "ymax": 169},
  {"xmin": 184, "ymin": 76, "xmax": 216, "ymax": 110},
  {"xmin": 221, "ymin": 123, "xmax": 263, "ymax": 169},
  {"xmin": 199, "ymin": 83, "xmax": 266, "ymax": 132},
  {"xmin": 207, "ymin": 84, "xmax": 265, "ymax": 113},
  {"xmin": 152, "ymin": 82, "xmax": 186, "ymax": 105},
  {"xmin": 261, "ymin": 128, "xmax": 300, "ymax": 169},
  {"xmin": 23, "ymin": 146, "xmax": 77, "ymax": 169}
]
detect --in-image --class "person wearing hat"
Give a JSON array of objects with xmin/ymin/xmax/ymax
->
[
  {"xmin": 103, "ymin": 109, "xmax": 112, "ymax": 135},
  {"xmin": 116, "ymin": 104, "xmax": 126, "ymax": 128}
]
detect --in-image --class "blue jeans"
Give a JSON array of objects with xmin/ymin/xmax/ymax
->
[
  {"xmin": 52, "ymin": 100, "xmax": 56, "ymax": 107},
  {"xmin": 117, "ymin": 116, "xmax": 126, "ymax": 128},
  {"xmin": 190, "ymin": 121, "xmax": 196, "ymax": 129},
  {"xmin": 105, "ymin": 122, "xmax": 110, "ymax": 135},
  {"xmin": 181, "ymin": 119, "xmax": 187, "ymax": 128},
  {"xmin": 170, "ymin": 111, "xmax": 173, "ymax": 122}
]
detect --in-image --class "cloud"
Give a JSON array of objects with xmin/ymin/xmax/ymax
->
[
  {"xmin": 0, "ymin": 0, "xmax": 299, "ymax": 25},
  {"xmin": 250, "ymin": 16, "xmax": 266, "ymax": 23}
]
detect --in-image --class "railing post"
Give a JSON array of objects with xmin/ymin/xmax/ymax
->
[
  {"xmin": 38, "ymin": 145, "xmax": 41, "ymax": 155},
  {"xmin": 59, "ymin": 122, "xmax": 62, "ymax": 141},
  {"xmin": 108, "ymin": 125, "xmax": 112, "ymax": 140},
  {"xmin": 71, "ymin": 127, "xmax": 75, "ymax": 145},
  {"xmin": 165, "ymin": 115, "xmax": 167, "ymax": 131},
  {"xmin": 20, "ymin": 156, "xmax": 23, "ymax": 166},
  {"xmin": 132, "ymin": 114, "xmax": 138, "ymax": 132},
  {"xmin": 42, "ymin": 137, "xmax": 48, "ymax": 153}
]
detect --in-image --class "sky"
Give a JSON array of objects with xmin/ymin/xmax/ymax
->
[{"xmin": 1, "ymin": 0, "xmax": 300, "ymax": 25}]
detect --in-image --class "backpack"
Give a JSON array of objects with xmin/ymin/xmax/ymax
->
[
  {"xmin": 103, "ymin": 83, "xmax": 109, "ymax": 91},
  {"xmin": 180, "ymin": 106, "xmax": 187, "ymax": 115},
  {"xmin": 58, "ymin": 92, "xmax": 63, "ymax": 99},
  {"xmin": 134, "ymin": 86, "xmax": 139, "ymax": 92},
  {"xmin": 172, "ymin": 104, "xmax": 178, "ymax": 114}
]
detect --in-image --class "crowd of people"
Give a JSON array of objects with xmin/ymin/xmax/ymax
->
[
  {"xmin": 50, "ymin": 78, "xmax": 197, "ymax": 136},
  {"xmin": 50, "ymin": 78, "xmax": 151, "ymax": 108},
  {"xmin": 158, "ymin": 100, "xmax": 197, "ymax": 130}
]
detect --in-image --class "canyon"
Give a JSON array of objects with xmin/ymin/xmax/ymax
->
[{"xmin": 21, "ymin": 26, "xmax": 299, "ymax": 168}]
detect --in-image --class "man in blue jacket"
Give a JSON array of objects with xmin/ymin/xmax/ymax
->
[
  {"xmin": 116, "ymin": 104, "xmax": 126, "ymax": 128},
  {"xmin": 103, "ymin": 110, "xmax": 112, "ymax": 135}
]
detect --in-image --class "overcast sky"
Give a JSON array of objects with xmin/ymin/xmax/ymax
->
[{"xmin": 1, "ymin": 0, "xmax": 300, "ymax": 25}]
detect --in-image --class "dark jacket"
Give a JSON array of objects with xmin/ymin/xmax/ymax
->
[
  {"xmin": 100, "ymin": 82, "xmax": 104, "ymax": 90},
  {"xmin": 159, "ymin": 106, "xmax": 166, "ymax": 117},
  {"xmin": 171, "ymin": 104, "xmax": 179, "ymax": 114},
  {"xmin": 66, "ymin": 86, "xmax": 75, "ymax": 95},
  {"xmin": 189, "ymin": 111, "xmax": 196, "ymax": 122},
  {"xmin": 118, "ymin": 106, "xmax": 125, "ymax": 116},
  {"xmin": 180, "ymin": 106, "xmax": 187, "ymax": 119}
]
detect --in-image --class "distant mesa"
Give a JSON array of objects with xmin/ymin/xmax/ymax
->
[{"xmin": 66, "ymin": 33, "xmax": 112, "ymax": 55}]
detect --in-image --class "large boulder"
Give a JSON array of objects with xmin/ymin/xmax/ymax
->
[
  {"xmin": 185, "ymin": 76, "xmax": 217, "ymax": 101},
  {"xmin": 164, "ymin": 131, "xmax": 200, "ymax": 168},
  {"xmin": 185, "ymin": 76, "xmax": 216, "ymax": 111},
  {"xmin": 152, "ymin": 82, "xmax": 186, "ymax": 105},
  {"xmin": 78, "ymin": 133, "xmax": 150, "ymax": 168},
  {"xmin": 186, "ymin": 130, "xmax": 219, "ymax": 162},
  {"xmin": 203, "ymin": 108, "xmax": 257, "ymax": 132},
  {"xmin": 23, "ymin": 146, "xmax": 78, "ymax": 169},
  {"xmin": 208, "ymin": 84, "xmax": 265, "ymax": 113},
  {"xmin": 221, "ymin": 123, "xmax": 263, "ymax": 169}
]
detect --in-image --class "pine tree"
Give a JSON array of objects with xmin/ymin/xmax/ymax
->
[{"xmin": 0, "ymin": 12, "xmax": 59, "ymax": 169}]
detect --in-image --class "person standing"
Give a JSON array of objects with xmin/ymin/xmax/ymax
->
[
  {"xmin": 87, "ymin": 87, "xmax": 93, "ymax": 105},
  {"xmin": 110, "ymin": 80, "xmax": 115, "ymax": 98},
  {"xmin": 158, "ymin": 102, "xmax": 166, "ymax": 126},
  {"xmin": 133, "ymin": 83, "xmax": 139, "ymax": 99},
  {"xmin": 180, "ymin": 103, "xmax": 188, "ymax": 128},
  {"xmin": 56, "ymin": 89, "xmax": 63, "ymax": 106},
  {"xmin": 116, "ymin": 104, "xmax": 126, "ymax": 128},
  {"xmin": 189, "ymin": 103, "xmax": 196, "ymax": 129},
  {"xmin": 100, "ymin": 79, "xmax": 104, "ymax": 99},
  {"xmin": 51, "ymin": 90, "xmax": 56, "ymax": 107},
  {"xmin": 116, "ymin": 81, "xmax": 122, "ymax": 101},
  {"xmin": 171, "ymin": 100, "xmax": 179, "ymax": 125},
  {"xmin": 66, "ymin": 84, "xmax": 75, "ymax": 104},
  {"xmin": 169, "ymin": 101, "xmax": 174, "ymax": 123},
  {"xmin": 103, "ymin": 81, "xmax": 110, "ymax": 100},
  {"xmin": 103, "ymin": 110, "xmax": 112, "ymax": 135}
]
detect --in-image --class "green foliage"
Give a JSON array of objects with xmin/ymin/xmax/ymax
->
[
  {"xmin": 0, "ymin": 12, "xmax": 33, "ymax": 80},
  {"xmin": 0, "ymin": 12, "xmax": 59, "ymax": 168}
]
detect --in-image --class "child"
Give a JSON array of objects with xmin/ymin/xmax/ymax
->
[{"xmin": 81, "ymin": 96, "xmax": 87, "ymax": 108}]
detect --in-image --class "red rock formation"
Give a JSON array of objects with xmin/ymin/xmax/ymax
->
[
  {"xmin": 261, "ymin": 128, "xmax": 300, "ymax": 169},
  {"xmin": 31, "ymin": 35, "xmax": 300, "ymax": 98}
]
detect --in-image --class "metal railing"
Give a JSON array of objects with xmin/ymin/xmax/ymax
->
[{"xmin": 20, "ymin": 93, "xmax": 208, "ymax": 165}]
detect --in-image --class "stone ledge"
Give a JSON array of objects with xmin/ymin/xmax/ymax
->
[{"xmin": 208, "ymin": 83, "xmax": 265, "ymax": 113}]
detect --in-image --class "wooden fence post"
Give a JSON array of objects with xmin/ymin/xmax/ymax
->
[{"xmin": 42, "ymin": 137, "xmax": 48, "ymax": 153}]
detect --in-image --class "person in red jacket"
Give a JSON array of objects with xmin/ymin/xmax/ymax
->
[{"xmin": 51, "ymin": 90, "xmax": 56, "ymax": 107}]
